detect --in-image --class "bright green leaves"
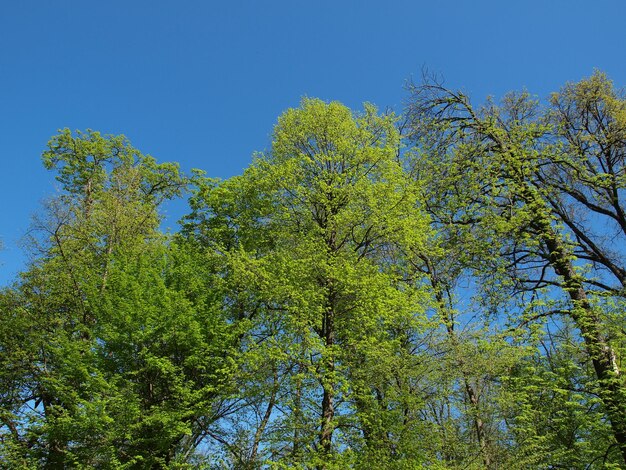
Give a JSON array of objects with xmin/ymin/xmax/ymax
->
[
  {"xmin": 43, "ymin": 129, "xmax": 184, "ymax": 206},
  {"xmin": 41, "ymin": 129, "xmax": 185, "ymax": 279},
  {"xmin": 5, "ymin": 75, "xmax": 626, "ymax": 468},
  {"xmin": 180, "ymin": 98, "xmax": 433, "ymax": 467},
  {"xmin": 265, "ymin": 98, "xmax": 418, "ymax": 256},
  {"xmin": 407, "ymin": 72, "xmax": 626, "ymax": 467}
]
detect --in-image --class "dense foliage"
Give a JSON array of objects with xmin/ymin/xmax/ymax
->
[{"xmin": 2, "ymin": 73, "xmax": 626, "ymax": 468}]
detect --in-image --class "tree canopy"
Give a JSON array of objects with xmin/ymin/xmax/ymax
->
[{"xmin": 2, "ymin": 73, "xmax": 626, "ymax": 469}]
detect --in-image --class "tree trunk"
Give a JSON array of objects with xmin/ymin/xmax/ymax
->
[
  {"xmin": 292, "ymin": 369, "xmax": 303, "ymax": 463},
  {"xmin": 463, "ymin": 378, "xmax": 491, "ymax": 468},
  {"xmin": 249, "ymin": 367, "xmax": 278, "ymax": 467},
  {"xmin": 319, "ymin": 303, "xmax": 335, "ymax": 458}
]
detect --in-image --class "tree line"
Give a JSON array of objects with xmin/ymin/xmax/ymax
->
[{"xmin": 1, "ymin": 71, "xmax": 626, "ymax": 468}]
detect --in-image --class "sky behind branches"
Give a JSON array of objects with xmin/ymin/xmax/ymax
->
[{"xmin": 1, "ymin": 0, "xmax": 625, "ymax": 284}]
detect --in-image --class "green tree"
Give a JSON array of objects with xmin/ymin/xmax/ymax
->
[
  {"xmin": 406, "ymin": 71, "xmax": 626, "ymax": 466},
  {"xmin": 183, "ymin": 98, "xmax": 433, "ymax": 468},
  {"xmin": 0, "ymin": 130, "xmax": 236, "ymax": 468}
]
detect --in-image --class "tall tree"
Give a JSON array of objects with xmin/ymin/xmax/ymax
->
[
  {"xmin": 406, "ymin": 71, "xmax": 626, "ymax": 466},
  {"xmin": 0, "ymin": 130, "xmax": 236, "ymax": 468},
  {"xmin": 183, "ymin": 98, "xmax": 433, "ymax": 468}
]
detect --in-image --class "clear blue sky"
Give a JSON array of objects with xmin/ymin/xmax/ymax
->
[{"xmin": 1, "ymin": 0, "xmax": 625, "ymax": 285}]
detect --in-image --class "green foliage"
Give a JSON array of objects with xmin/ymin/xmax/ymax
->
[
  {"xmin": 0, "ymin": 131, "xmax": 234, "ymax": 468},
  {"xmin": 502, "ymin": 322, "xmax": 621, "ymax": 468},
  {"xmin": 3, "ymin": 74, "xmax": 626, "ymax": 468},
  {"xmin": 407, "ymin": 70, "xmax": 626, "ymax": 467},
  {"xmin": 182, "ymin": 98, "xmax": 434, "ymax": 468}
]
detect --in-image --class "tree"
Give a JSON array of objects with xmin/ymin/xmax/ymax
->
[
  {"xmin": 5, "ymin": 73, "xmax": 626, "ymax": 468},
  {"xmin": 0, "ymin": 130, "xmax": 236, "ymax": 467},
  {"xmin": 183, "ymin": 98, "xmax": 433, "ymax": 468},
  {"xmin": 406, "ymin": 71, "xmax": 626, "ymax": 466}
]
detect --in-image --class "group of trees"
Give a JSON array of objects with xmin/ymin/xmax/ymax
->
[{"xmin": 1, "ymin": 71, "xmax": 625, "ymax": 468}]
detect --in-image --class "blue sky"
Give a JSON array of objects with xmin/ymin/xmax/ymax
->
[{"xmin": 1, "ymin": 0, "xmax": 626, "ymax": 285}]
